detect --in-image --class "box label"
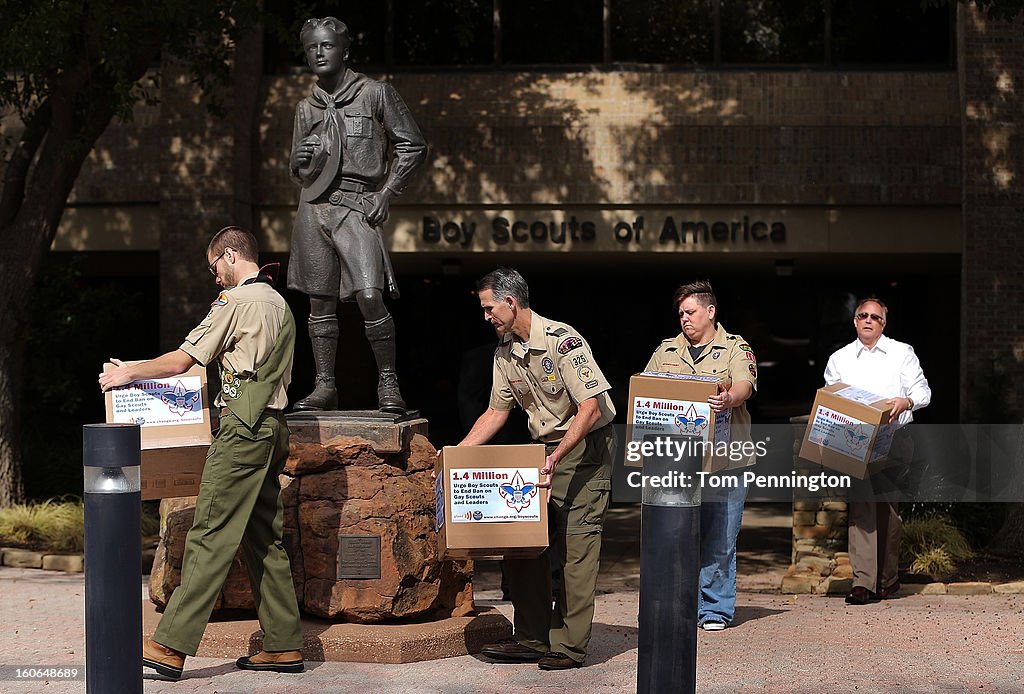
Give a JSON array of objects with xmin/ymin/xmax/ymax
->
[
  {"xmin": 109, "ymin": 377, "xmax": 204, "ymax": 426},
  {"xmin": 434, "ymin": 473, "xmax": 445, "ymax": 531},
  {"xmin": 807, "ymin": 404, "xmax": 875, "ymax": 462},
  {"xmin": 869, "ymin": 423, "xmax": 895, "ymax": 462},
  {"xmin": 641, "ymin": 372, "xmax": 720, "ymax": 383},
  {"xmin": 632, "ymin": 396, "xmax": 727, "ymax": 444},
  {"xmin": 834, "ymin": 386, "xmax": 886, "ymax": 406},
  {"xmin": 449, "ymin": 468, "xmax": 541, "ymax": 523}
]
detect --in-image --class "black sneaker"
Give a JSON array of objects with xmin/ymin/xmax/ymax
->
[{"xmin": 480, "ymin": 639, "xmax": 546, "ymax": 663}]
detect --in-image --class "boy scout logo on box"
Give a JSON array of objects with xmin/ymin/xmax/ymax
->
[
  {"xmin": 161, "ymin": 382, "xmax": 202, "ymax": 417},
  {"xmin": 674, "ymin": 404, "xmax": 709, "ymax": 436},
  {"xmin": 499, "ymin": 471, "xmax": 539, "ymax": 513},
  {"xmin": 842, "ymin": 424, "xmax": 871, "ymax": 453}
]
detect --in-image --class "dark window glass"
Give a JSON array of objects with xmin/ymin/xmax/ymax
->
[
  {"xmin": 264, "ymin": 1, "xmax": 386, "ymax": 73},
  {"xmin": 502, "ymin": 0, "xmax": 603, "ymax": 64},
  {"xmin": 831, "ymin": 0, "xmax": 952, "ymax": 66},
  {"xmin": 394, "ymin": 0, "xmax": 494, "ymax": 65},
  {"xmin": 720, "ymin": 0, "xmax": 824, "ymax": 64},
  {"xmin": 610, "ymin": 0, "xmax": 715, "ymax": 65}
]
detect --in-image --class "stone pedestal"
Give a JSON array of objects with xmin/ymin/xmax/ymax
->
[
  {"xmin": 149, "ymin": 414, "xmax": 474, "ymax": 623},
  {"xmin": 782, "ymin": 416, "xmax": 852, "ymax": 595}
]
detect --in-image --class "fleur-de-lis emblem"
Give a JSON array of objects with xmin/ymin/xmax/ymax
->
[
  {"xmin": 674, "ymin": 404, "xmax": 708, "ymax": 435},
  {"xmin": 499, "ymin": 471, "xmax": 538, "ymax": 513},
  {"xmin": 161, "ymin": 380, "xmax": 201, "ymax": 417}
]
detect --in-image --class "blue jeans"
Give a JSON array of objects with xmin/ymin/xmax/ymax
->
[{"xmin": 698, "ymin": 479, "xmax": 748, "ymax": 626}]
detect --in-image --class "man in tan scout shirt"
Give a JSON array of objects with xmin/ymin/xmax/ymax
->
[
  {"xmin": 644, "ymin": 280, "xmax": 757, "ymax": 631},
  {"xmin": 459, "ymin": 267, "xmax": 616, "ymax": 670},
  {"xmin": 99, "ymin": 226, "xmax": 303, "ymax": 679}
]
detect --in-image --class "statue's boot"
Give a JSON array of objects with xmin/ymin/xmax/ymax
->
[
  {"xmin": 293, "ymin": 315, "xmax": 339, "ymax": 411},
  {"xmin": 366, "ymin": 315, "xmax": 406, "ymax": 414}
]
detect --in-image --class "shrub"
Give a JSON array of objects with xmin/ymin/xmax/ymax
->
[
  {"xmin": 0, "ymin": 499, "xmax": 85, "ymax": 553},
  {"xmin": 901, "ymin": 513, "xmax": 973, "ymax": 577}
]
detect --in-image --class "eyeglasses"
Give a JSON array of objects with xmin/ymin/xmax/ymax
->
[
  {"xmin": 856, "ymin": 312, "xmax": 885, "ymax": 322},
  {"xmin": 208, "ymin": 249, "xmax": 229, "ymax": 276}
]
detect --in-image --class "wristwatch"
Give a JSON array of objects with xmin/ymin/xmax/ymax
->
[{"xmin": 906, "ymin": 397, "xmax": 914, "ymax": 411}]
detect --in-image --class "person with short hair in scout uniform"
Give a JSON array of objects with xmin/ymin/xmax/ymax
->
[
  {"xmin": 459, "ymin": 267, "xmax": 616, "ymax": 671},
  {"xmin": 644, "ymin": 280, "xmax": 758, "ymax": 631},
  {"xmin": 99, "ymin": 226, "xmax": 304, "ymax": 679}
]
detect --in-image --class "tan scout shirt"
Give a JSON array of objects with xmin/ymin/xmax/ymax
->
[
  {"xmin": 489, "ymin": 311, "xmax": 616, "ymax": 443},
  {"xmin": 644, "ymin": 323, "xmax": 757, "ymax": 461},
  {"xmin": 180, "ymin": 273, "xmax": 293, "ymax": 410}
]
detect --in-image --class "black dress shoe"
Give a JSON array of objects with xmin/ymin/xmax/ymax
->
[
  {"xmin": 538, "ymin": 652, "xmax": 583, "ymax": 670},
  {"xmin": 480, "ymin": 639, "xmax": 546, "ymax": 662},
  {"xmin": 879, "ymin": 580, "xmax": 901, "ymax": 599},
  {"xmin": 845, "ymin": 586, "xmax": 881, "ymax": 605}
]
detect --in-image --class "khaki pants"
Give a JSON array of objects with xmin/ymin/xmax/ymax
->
[
  {"xmin": 505, "ymin": 425, "xmax": 615, "ymax": 663},
  {"xmin": 154, "ymin": 411, "xmax": 302, "ymax": 655},
  {"xmin": 848, "ymin": 428, "xmax": 914, "ymax": 592}
]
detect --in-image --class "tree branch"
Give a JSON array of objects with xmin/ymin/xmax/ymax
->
[{"xmin": 0, "ymin": 100, "xmax": 49, "ymax": 229}]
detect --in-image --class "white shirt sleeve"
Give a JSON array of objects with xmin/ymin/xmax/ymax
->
[
  {"xmin": 901, "ymin": 346, "xmax": 931, "ymax": 411},
  {"xmin": 823, "ymin": 352, "xmax": 841, "ymax": 386}
]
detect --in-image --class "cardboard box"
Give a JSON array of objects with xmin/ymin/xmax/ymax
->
[
  {"xmin": 798, "ymin": 383, "xmax": 895, "ymax": 479},
  {"xmin": 435, "ymin": 444, "xmax": 549, "ymax": 560},
  {"xmin": 103, "ymin": 362, "xmax": 212, "ymax": 500},
  {"xmin": 626, "ymin": 372, "xmax": 733, "ymax": 472}
]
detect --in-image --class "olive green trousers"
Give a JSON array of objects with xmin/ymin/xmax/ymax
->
[
  {"xmin": 154, "ymin": 411, "xmax": 302, "ymax": 655},
  {"xmin": 505, "ymin": 424, "xmax": 615, "ymax": 663}
]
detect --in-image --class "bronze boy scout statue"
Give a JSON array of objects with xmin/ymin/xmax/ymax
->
[
  {"xmin": 99, "ymin": 227, "xmax": 304, "ymax": 679},
  {"xmin": 459, "ymin": 268, "xmax": 616, "ymax": 670},
  {"xmin": 287, "ymin": 17, "xmax": 427, "ymax": 413}
]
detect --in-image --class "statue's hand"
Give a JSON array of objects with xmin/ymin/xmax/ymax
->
[
  {"xmin": 290, "ymin": 135, "xmax": 321, "ymax": 174},
  {"xmin": 365, "ymin": 188, "xmax": 394, "ymax": 227}
]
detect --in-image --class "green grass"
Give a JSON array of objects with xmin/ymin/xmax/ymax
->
[
  {"xmin": 0, "ymin": 498, "xmax": 85, "ymax": 553},
  {"xmin": 902, "ymin": 513, "xmax": 973, "ymax": 577},
  {"xmin": 0, "ymin": 499, "xmax": 163, "ymax": 554}
]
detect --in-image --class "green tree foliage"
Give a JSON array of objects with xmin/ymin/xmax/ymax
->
[{"xmin": 0, "ymin": 1, "xmax": 261, "ymax": 505}]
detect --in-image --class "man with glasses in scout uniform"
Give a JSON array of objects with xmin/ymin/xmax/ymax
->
[
  {"xmin": 99, "ymin": 226, "xmax": 304, "ymax": 678},
  {"xmin": 824, "ymin": 297, "xmax": 931, "ymax": 605},
  {"xmin": 459, "ymin": 267, "xmax": 616, "ymax": 670},
  {"xmin": 287, "ymin": 16, "xmax": 427, "ymax": 413}
]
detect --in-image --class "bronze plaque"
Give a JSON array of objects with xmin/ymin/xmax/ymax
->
[{"xmin": 337, "ymin": 535, "xmax": 381, "ymax": 579}]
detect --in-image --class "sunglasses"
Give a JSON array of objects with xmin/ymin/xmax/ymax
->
[
  {"xmin": 208, "ymin": 249, "xmax": 229, "ymax": 276},
  {"xmin": 856, "ymin": 312, "xmax": 885, "ymax": 322}
]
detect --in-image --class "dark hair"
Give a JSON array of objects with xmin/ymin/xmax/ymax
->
[
  {"xmin": 208, "ymin": 226, "xmax": 258, "ymax": 262},
  {"xmin": 477, "ymin": 267, "xmax": 530, "ymax": 308},
  {"xmin": 300, "ymin": 16, "xmax": 351, "ymax": 49},
  {"xmin": 672, "ymin": 280, "xmax": 717, "ymax": 312},
  {"xmin": 855, "ymin": 296, "xmax": 888, "ymax": 319}
]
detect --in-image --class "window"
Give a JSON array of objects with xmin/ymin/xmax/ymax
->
[
  {"xmin": 501, "ymin": 0, "xmax": 603, "ymax": 65},
  {"xmin": 719, "ymin": 0, "xmax": 824, "ymax": 64},
  {"xmin": 611, "ymin": 0, "xmax": 715, "ymax": 64},
  {"xmin": 394, "ymin": 0, "xmax": 493, "ymax": 66}
]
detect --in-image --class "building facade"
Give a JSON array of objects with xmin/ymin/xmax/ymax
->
[{"xmin": 47, "ymin": 1, "xmax": 1022, "ymax": 442}]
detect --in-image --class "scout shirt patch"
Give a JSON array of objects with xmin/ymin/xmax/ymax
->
[
  {"xmin": 557, "ymin": 336, "xmax": 583, "ymax": 355},
  {"xmin": 212, "ymin": 292, "xmax": 229, "ymax": 307},
  {"xmin": 748, "ymin": 363, "xmax": 757, "ymax": 379},
  {"xmin": 542, "ymin": 357, "xmax": 554, "ymax": 374},
  {"xmin": 571, "ymin": 354, "xmax": 588, "ymax": 368},
  {"xmin": 738, "ymin": 342, "xmax": 752, "ymax": 352},
  {"xmin": 577, "ymin": 365, "xmax": 599, "ymax": 389},
  {"xmin": 221, "ymin": 370, "xmax": 241, "ymax": 400},
  {"xmin": 744, "ymin": 351, "xmax": 756, "ymax": 363},
  {"xmin": 713, "ymin": 352, "xmax": 721, "ymax": 359}
]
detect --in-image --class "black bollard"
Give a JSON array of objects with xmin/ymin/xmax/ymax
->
[
  {"xmin": 83, "ymin": 423, "xmax": 143, "ymax": 694},
  {"xmin": 637, "ymin": 434, "xmax": 701, "ymax": 694}
]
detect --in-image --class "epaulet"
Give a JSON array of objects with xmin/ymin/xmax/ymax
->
[
  {"xmin": 726, "ymin": 334, "xmax": 738, "ymax": 341},
  {"xmin": 546, "ymin": 326, "xmax": 569, "ymax": 337}
]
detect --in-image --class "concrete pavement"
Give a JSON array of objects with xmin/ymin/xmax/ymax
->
[{"xmin": 2, "ymin": 504, "xmax": 1022, "ymax": 693}]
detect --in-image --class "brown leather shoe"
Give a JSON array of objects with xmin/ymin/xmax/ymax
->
[
  {"xmin": 480, "ymin": 638, "xmax": 546, "ymax": 662},
  {"xmin": 143, "ymin": 637, "xmax": 185, "ymax": 679},
  {"xmin": 845, "ymin": 586, "xmax": 881, "ymax": 605},
  {"xmin": 538, "ymin": 651, "xmax": 583, "ymax": 670},
  {"xmin": 235, "ymin": 650, "xmax": 304, "ymax": 673}
]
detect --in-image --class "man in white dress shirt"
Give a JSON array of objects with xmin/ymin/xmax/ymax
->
[{"xmin": 824, "ymin": 298, "xmax": 931, "ymax": 605}]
